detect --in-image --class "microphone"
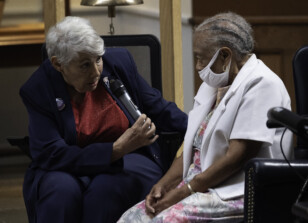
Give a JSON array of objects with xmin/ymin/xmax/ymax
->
[
  {"xmin": 267, "ymin": 107, "xmax": 308, "ymax": 140},
  {"xmin": 110, "ymin": 79, "xmax": 141, "ymax": 121}
]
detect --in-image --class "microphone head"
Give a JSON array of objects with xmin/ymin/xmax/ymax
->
[
  {"xmin": 110, "ymin": 79, "xmax": 126, "ymax": 98},
  {"xmin": 266, "ymin": 119, "xmax": 283, "ymax": 129},
  {"xmin": 267, "ymin": 107, "xmax": 306, "ymax": 132},
  {"xmin": 267, "ymin": 107, "xmax": 285, "ymax": 128}
]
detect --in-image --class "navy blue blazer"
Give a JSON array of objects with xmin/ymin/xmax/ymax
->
[{"xmin": 20, "ymin": 48, "xmax": 187, "ymax": 210}]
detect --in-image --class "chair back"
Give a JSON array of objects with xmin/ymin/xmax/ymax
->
[
  {"xmin": 103, "ymin": 34, "xmax": 162, "ymax": 92},
  {"xmin": 292, "ymin": 45, "xmax": 308, "ymax": 159}
]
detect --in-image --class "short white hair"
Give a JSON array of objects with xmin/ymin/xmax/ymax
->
[{"xmin": 46, "ymin": 16, "xmax": 105, "ymax": 65}]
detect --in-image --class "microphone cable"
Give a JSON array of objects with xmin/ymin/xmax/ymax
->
[
  {"xmin": 280, "ymin": 127, "xmax": 306, "ymax": 181},
  {"xmin": 280, "ymin": 127, "xmax": 308, "ymax": 203}
]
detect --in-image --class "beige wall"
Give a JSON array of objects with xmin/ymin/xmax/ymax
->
[{"xmin": 1, "ymin": 0, "xmax": 43, "ymax": 25}]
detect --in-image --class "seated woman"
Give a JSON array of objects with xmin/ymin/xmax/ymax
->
[
  {"xmin": 118, "ymin": 12, "xmax": 293, "ymax": 223},
  {"xmin": 20, "ymin": 16, "xmax": 188, "ymax": 223}
]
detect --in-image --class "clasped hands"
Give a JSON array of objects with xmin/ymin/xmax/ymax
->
[{"xmin": 145, "ymin": 183, "xmax": 190, "ymax": 218}]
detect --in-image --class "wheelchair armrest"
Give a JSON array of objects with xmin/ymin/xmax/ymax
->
[
  {"xmin": 244, "ymin": 158, "xmax": 308, "ymax": 223},
  {"xmin": 7, "ymin": 136, "xmax": 31, "ymax": 159}
]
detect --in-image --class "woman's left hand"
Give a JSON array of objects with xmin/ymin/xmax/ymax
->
[{"xmin": 150, "ymin": 185, "xmax": 190, "ymax": 217}]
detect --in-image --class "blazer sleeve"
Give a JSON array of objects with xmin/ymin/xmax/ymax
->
[
  {"xmin": 20, "ymin": 74, "xmax": 123, "ymax": 176},
  {"xmin": 230, "ymin": 74, "xmax": 291, "ymax": 144}
]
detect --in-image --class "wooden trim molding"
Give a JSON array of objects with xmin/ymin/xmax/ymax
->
[
  {"xmin": 190, "ymin": 16, "xmax": 308, "ymax": 26},
  {"xmin": 159, "ymin": 0, "xmax": 184, "ymax": 109},
  {"xmin": 0, "ymin": 0, "xmax": 4, "ymax": 25},
  {"xmin": 0, "ymin": 23, "xmax": 45, "ymax": 46},
  {"xmin": 43, "ymin": 0, "xmax": 66, "ymax": 35}
]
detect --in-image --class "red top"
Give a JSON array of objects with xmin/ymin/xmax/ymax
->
[{"xmin": 71, "ymin": 83, "xmax": 129, "ymax": 148}]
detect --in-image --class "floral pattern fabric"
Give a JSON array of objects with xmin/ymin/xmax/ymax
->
[
  {"xmin": 117, "ymin": 151, "xmax": 244, "ymax": 223},
  {"xmin": 193, "ymin": 85, "xmax": 230, "ymax": 150}
]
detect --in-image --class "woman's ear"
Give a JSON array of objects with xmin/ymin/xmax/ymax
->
[
  {"xmin": 219, "ymin": 47, "xmax": 232, "ymax": 65},
  {"xmin": 51, "ymin": 56, "xmax": 63, "ymax": 73},
  {"xmin": 220, "ymin": 47, "xmax": 232, "ymax": 60}
]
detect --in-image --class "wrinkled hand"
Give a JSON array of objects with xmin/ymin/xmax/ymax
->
[
  {"xmin": 146, "ymin": 185, "xmax": 188, "ymax": 218},
  {"xmin": 113, "ymin": 114, "xmax": 158, "ymax": 156},
  {"xmin": 145, "ymin": 183, "xmax": 166, "ymax": 218}
]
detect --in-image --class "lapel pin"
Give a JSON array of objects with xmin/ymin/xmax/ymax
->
[
  {"xmin": 103, "ymin": 76, "xmax": 110, "ymax": 88},
  {"xmin": 56, "ymin": 98, "xmax": 65, "ymax": 111}
]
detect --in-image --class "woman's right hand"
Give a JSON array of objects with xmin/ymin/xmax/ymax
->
[
  {"xmin": 111, "ymin": 114, "xmax": 159, "ymax": 161},
  {"xmin": 145, "ymin": 152, "xmax": 184, "ymax": 217},
  {"xmin": 145, "ymin": 183, "xmax": 166, "ymax": 218}
]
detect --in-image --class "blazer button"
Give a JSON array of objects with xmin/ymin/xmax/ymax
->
[{"xmin": 153, "ymin": 154, "xmax": 159, "ymax": 159}]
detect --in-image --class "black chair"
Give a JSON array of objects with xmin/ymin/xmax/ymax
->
[
  {"xmin": 244, "ymin": 159, "xmax": 308, "ymax": 223},
  {"xmin": 8, "ymin": 34, "xmax": 183, "ymax": 170},
  {"xmin": 292, "ymin": 45, "xmax": 308, "ymax": 160},
  {"xmin": 244, "ymin": 45, "xmax": 308, "ymax": 223}
]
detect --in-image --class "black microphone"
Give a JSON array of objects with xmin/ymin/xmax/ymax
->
[
  {"xmin": 110, "ymin": 79, "xmax": 141, "ymax": 121},
  {"xmin": 267, "ymin": 107, "xmax": 308, "ymax": 140}
]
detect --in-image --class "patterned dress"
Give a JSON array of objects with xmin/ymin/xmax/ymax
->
[{"xmin": 117, "ymin": 86, "xmax": 244, "ymax": 223}]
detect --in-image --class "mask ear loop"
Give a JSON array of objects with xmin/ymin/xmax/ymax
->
[
  {"xmin": 208, "ymin": 50, "xmax": 222, "ymax": 69},
  {"xmin": 222, "ymin": 56, "xmax": 232, "ymax": 73},
  {"xmin": 222, "ymin": 65, "xmax": 226, "ymax": 72}
]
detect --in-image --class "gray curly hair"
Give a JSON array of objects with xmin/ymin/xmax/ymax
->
[
  {"xmin": 46, "ymin": 16, "xmax": 105, "ymax": 66},
  {"xmin": 195, "ymin": 12, "xmax": 254, "ymax": 61}
]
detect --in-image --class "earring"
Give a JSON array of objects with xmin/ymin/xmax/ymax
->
[{"xmin": 222, "ymin": 64, "xmax": 226, "ymax": 72}]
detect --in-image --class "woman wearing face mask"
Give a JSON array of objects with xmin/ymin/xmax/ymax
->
[{"xmin": 118, "ymin": 12, "xmax": 292, "ymax": 222}]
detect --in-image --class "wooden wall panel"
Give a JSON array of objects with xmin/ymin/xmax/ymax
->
[
  {"xmin": 191, "ymin": 0, "xmax": 308, "ymax": 111},
  {"xmin": 257, "ymin": 53, "xmax": 282, "ymax": 78},
  {"xmin": 192, "ymin": 0, "xmax": 308, "ymax": 17}
]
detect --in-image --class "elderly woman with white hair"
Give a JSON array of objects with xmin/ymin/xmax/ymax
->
[
  {"xmin": 118, "ymin": 12, "xmax": 292, "ymax": 222},
  {"xmin": 20, "ymin": 16, "xmax": 187, "ymax": 223}
]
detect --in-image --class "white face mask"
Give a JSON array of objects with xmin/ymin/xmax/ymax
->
[{"xmin": 198, "ymin": 49, "xmax": 231, "ymax": 88}]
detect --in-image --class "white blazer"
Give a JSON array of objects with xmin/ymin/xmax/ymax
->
[{"xmin": 183, "ymin": 54, "xmax": 293, "ymax": 200}]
